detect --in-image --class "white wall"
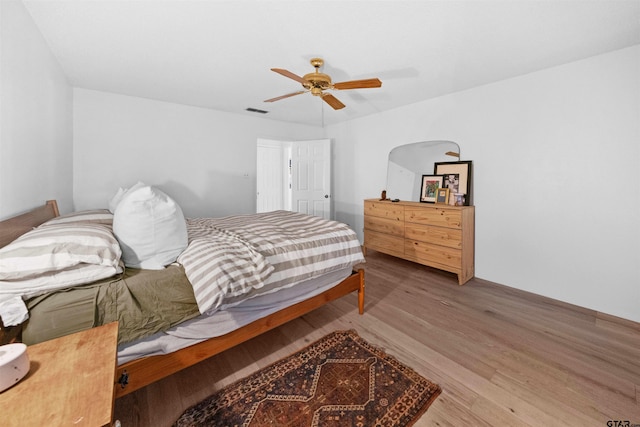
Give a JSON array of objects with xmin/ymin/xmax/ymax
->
[
  {"xmin": 0, "ymin": 0, "xmax": 72, "ymax": 218},
  {"xmin": 329, "ymin": 45, "xmax": 640, "ymax": 323},
  {"xmin": 73, "ymin": 89, "xmax": 324, "ymax": 218},
  {"xmin": 2, "ymin": 3, "xmax": 637, "ymax": 323}
]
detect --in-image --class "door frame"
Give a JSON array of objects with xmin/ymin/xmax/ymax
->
[
  {"xmin": 256, "ymin": 138, "xmax": 291, "ymax": 213},
  {"xmin": 256, "ymin": 138, "xmax": 332, "ymax": 218}
]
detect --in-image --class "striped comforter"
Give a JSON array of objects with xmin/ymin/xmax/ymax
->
[{"xmin": 177, "ymin": 211, "xmax": 365, "ymax": 315}]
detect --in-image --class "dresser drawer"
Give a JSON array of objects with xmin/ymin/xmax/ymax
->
[
  {"xmin": 405, "ymin": 207, "xmax": 461, "ymax": 229},
  {"xmin": 405, "ymin": 224, "xmax": 462, "ymax": 249},
  {"xmin": 365, "ymin": 216, "xmax": 404, "ymax": 237},
  {"xmin": 404, "ymin": 239, "xmax": 461, "ymax": 270},
  {"xmin": 364, "ymin": 230, "xmax": 405, "ymax": 258},
  {"xmin": 364, "ymin": 201, "xmax": 404, "ymax": 221}
]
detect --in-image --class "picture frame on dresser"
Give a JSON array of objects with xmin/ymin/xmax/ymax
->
[
  {"xmin": 434, "ymin": 161, "xmax": 472, "ymax": 205},
  {"xmin": 441, "ymin": 173, "xmax": 459, "ymax": 204},
  {"xmin": 420, "ymin": 175, "xmax": 444, "ymax": 203},
  {"xmin": 435, "ymin": 188, "xmax": 450, "ymax": 204}
]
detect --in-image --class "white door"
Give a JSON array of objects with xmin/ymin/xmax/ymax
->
[{"xmin": 291, "ymin": 139, "xmax": 331, "ymax": 219}]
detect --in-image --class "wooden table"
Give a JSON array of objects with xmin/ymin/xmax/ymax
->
[{"xmin": 0, "ymin": 322, "xmax": 118, "ymax": 427}]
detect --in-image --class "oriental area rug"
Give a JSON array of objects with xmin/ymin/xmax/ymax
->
[{"xmin": 173, "ymin": 330, "xmax": 441, "ymax": 427}]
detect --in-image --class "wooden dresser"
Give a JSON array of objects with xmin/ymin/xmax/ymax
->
[{"xmin": 364, "ymin": 199, "xmax": 475, "ymax": 285}]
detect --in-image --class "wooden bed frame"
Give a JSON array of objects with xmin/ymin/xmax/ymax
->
[{"xmin": 0, "ymin": 200, "xmax": 365, "ymax": 398}]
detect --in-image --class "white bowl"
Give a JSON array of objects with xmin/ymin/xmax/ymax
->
[{"xmin": 0, "ymin": 343, "xmax": 30, "ymax": 392}]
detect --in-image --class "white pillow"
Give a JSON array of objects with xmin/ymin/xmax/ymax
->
[
  {"xmin": 108, "ymin": 188, "xmax": 126, "ymax": 214},
  {"xmin": 0, "ymin": 223, "xmax": 123, "ymax": 296},
  {"xmin": 108, "ymin": 181, "xmax": 147, "ymax": 213},
  {"xmin": 113, "ymin": 185, "xmax": 188, "ymax": 270},
  {"xmin": 42, "ymin": 209, "xmax": 113, "ymax": 226}
]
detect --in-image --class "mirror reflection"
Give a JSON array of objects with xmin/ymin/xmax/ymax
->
[{"xmin": 386, "ymin": 140, "xmax": 461, "ymax": 202}]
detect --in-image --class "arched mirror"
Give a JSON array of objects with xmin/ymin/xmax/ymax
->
[{"xmin": 386, "ymin": 140, "xmax": 461, "ymax": 202}]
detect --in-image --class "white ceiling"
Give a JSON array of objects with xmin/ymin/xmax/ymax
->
[{"xmin": 22, "ymin": 0, "xmax": 640, "ymax": 127}]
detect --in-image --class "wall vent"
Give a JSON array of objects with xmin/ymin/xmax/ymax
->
[{"xmin": 246, "ymin": 107, "xmax": 268, "ymax": 114}]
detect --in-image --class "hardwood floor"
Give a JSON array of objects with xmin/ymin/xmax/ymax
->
[{"xmin": 114, "ymin": 250, "xmax": 640, "ymax": 426}]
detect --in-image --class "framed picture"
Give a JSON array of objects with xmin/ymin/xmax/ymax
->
[
  {"xmin": 434, "ymin": 161, "xmax": 472, "ymax": 205},
  {"xmin": 441, "ymin": 173, "xmax": 459, "ymax": 204},
  {"xmin": 420, "ymin": 175, "xmax": 443, "ymax": 203},
  {"xmin": 436, "ymin": 188, "xmax": 450, "ymax": 204}
]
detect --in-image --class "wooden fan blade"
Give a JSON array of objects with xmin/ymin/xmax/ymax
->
[
  {"xmin": 264, "ymin": 91, "xmax": 306, "ymax": 103},
  {"xmin": 322, "ymin": 93, "xmax": 345, "ymax": 110},
  {"xmin": 333, "ymin": 78, "xmax": 382, "ymax": 90},
  {"xmin": 271, "ymin": 68, "xmax": 306, "ymax": 84}
]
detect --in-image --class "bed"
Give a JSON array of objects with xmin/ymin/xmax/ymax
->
[{"xmin": 0, "ymin": 199, "xmax": 365, "ymax": 398}]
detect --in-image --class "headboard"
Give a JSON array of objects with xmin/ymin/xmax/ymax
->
[{"xmin": 0, "ymin": 200, "xmax": 59, "ymax": 248}]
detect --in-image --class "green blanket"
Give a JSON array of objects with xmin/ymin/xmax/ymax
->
[{"xmin": 23, "ymin": 265, "xmax": 200, "ymax": 345}]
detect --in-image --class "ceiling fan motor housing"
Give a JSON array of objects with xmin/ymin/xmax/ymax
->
[{"xmin": 303, "ymin": 62, "xmax": 332, "ymax": 95}]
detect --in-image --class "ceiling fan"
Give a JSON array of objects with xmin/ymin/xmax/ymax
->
[{"xmin": 264, "ymin": 58, "xmax": 382, "ymax": 110}]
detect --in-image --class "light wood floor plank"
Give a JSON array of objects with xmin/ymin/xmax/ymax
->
[{"xmin": 114, "ymin": 250, "xmax": 640, "ymax": 426}]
